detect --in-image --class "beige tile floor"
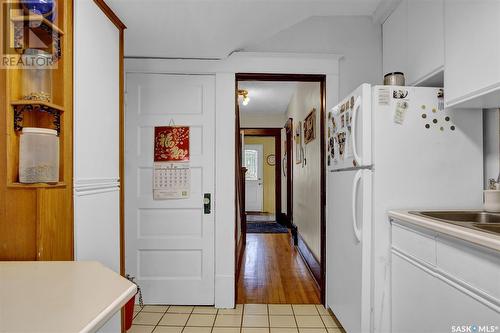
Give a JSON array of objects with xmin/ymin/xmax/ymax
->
[{"xmin": 128, "ymin": 304, "xmax": 345, "ymax": 333}]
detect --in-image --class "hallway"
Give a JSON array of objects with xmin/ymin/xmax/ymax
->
[{"xmin": 237, "ymin": 233, "xmax": 320, "ymax": 304}]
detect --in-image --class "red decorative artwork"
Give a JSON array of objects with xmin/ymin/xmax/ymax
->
[{"xmin": 154, "ymin": 126, "xmax": 190, "ymax": 162}]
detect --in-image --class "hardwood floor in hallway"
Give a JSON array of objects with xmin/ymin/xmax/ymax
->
[{"xmin": 237, "ymin": 232, "xmax": 321, "ymax": 304}]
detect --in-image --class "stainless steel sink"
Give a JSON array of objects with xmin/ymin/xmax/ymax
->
[
  {"xmin": 414, "ymin": 211, "xmax": 500, "ymax": 224},
  {"xmin": 473, "ymin": 223, "xmax": 500, "ymax": 234},
  {"xmin": 409, "ymin": 211, "xmax": 500, "ymax": 236}
]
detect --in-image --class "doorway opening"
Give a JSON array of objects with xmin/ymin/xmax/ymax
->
[
  {"xmin": 242, "ymin": 129, "xmax": 286, "ymax": 235},
  {"xmin": 235, "ymin": 74, "xmax": 327, "ymax": 305}
]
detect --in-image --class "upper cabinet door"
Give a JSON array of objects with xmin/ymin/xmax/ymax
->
[
  {"xmin": 407, "ymin": 0, "xmax": 444, "ymax": 86},
  {"xmin": 444, "ymin": 0, "xmax": 500, "ymax": 108},
  {"xmin": 383, "ymin": 0, "xmax": 408, "ymax": 78}
]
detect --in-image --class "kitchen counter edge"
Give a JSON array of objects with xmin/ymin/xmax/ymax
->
[{"xmin": 388, "ymin": 210, "xmax": 500, "ymax": 252}]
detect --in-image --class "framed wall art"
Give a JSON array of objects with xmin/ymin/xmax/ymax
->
[
  {"xmin": 154, "ymin": 126, "xmax": 190, "ymax": 162},
  {"xmin": 304, "ymin": 108, "xmax": 316, "ymax": 144},
  {"xmin": 295, "ymin": 121, "xmax": 302, "ymax": 164}
]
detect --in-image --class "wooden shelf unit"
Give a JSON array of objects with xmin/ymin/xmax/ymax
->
[
  {"xmin": 0, "ymin": 0, "xmax": 73, "ymax": 261},
  {"xmin": 10, "ymin": 14, "xmax": 64, "ymax": 58},
  {"xmin": 11, "ymin": 100, "xmax": 64, "ymax": 111},
  {"xmin": 11, "ymin": 100, "xmax": 64, "ymax": 134},
  {"xmin": 8, "ymin": 182, "xmax": 67, "ymax": 189}
]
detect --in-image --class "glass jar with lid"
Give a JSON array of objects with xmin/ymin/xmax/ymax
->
[{"xmin": 21, "ymin": 49, "xmax": 53, "ymax": 102}]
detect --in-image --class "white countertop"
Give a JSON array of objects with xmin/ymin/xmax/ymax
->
[
  {"xmin": 0, "ymin": 261, "xmax": 136, "ymax": 333},
  {"xmin": 389, "ymin": 210, "xmax": 500, "ymax": 252}
]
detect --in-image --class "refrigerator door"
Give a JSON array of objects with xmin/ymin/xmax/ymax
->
[
  {"xmin": 370, "ymin": 85, "xmax": 484, "ymax": 333},
  {"xmin": 327, "ymin": 169, "xmax": 372, "ymax": 333},
  {"xmin": 327, "ymin": 84, "xmax": 372, "ymax": 171}
]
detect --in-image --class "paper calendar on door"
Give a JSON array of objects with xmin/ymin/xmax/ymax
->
[{"xmin": 153, "ymin": 126, "xmax": 191, "ymax": 200}]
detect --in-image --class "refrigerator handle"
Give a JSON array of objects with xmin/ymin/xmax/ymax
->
[
  {"xmin": 351, "ymin": 96, "xmax": 362, "ymax": 166},
  {"xmin": 351, "ymin": 169, "xmax": 363, "ymax": 243}
]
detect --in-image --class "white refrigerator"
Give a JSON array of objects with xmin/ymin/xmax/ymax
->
[{"xmin": 325, "ymin": 84, "xmax": 484, "ymax": 333}]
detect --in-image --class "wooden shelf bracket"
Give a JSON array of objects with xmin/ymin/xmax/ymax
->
[
  {"xmin": 13, "ymin": 103, "xmax": 62, "ymax": 134},
  {"xmin": 11, "ymin": 16, "xmax": 64, "ymax": 59}
]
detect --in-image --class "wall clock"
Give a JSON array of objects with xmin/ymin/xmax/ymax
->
[{"xmin": 267, "ymin": 154, "xmax": 276, "ymax": 166}]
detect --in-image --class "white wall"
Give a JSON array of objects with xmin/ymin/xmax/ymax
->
[
  {"xmin": 240, "ymin": 113, "xmax": 287, "ymax": 128},
  {"xmin": 125, "ymin": 52, "xmax": 340, "ymax": 308},
  {"xmin": 245, "ymin": 16, "xmax": 382, "ymax": 98},
  {"xmin": 484, "ymin": 109, "xmax": 500, "ymax": 189},
  {"xmin": 285, "ymin": 82, "xmax": 322, "ymax": 259}
]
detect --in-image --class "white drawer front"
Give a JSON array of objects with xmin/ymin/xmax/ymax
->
[
  {"xmin": 392, "ymin": 221, "xmax": 437, "ymax": 265},
  {"xmin": 437, "ymin": 235, "xmax": 500, "ymax": 301}
]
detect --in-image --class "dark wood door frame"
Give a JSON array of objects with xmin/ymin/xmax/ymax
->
[
  {"xmin": 235, "ymin": 73, "xmax": 327, "ymax": 305},
  {"xmin": 283, "ymin": 118, "xmax": 294, "ymax": 230},
  {"xmin": 241, "ymin": 128, "xmax": 282, "ymax": 220}
]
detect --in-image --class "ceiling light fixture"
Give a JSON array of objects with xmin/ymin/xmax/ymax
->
[{"xmin": 238, "ymin": 89, "xmax": 250, "ymax": 106}]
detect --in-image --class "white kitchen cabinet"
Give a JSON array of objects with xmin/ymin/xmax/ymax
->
[
  {"xmin": 383, "ymin": 0, "xmax": 444, "ymax": 86},
  {"xmin": 407, "ymin": 0, "xmax": 444, "ymax": 86},
  {"xmin": 391, "ymin": 221, "xmax": 500, "ymax": 332},
  {"xmin": 392, "ymin": 253, "xmax": 440, "ymax": 333},
  {"xmin": 444, "ymin": 0, "xmax": 500, "ymax": 108},
  {"xmin": 382, "ymin": 0, "xmax": 408, "ymax": 79}
]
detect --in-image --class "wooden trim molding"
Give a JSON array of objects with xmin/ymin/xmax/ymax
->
[
  {"xmin": 284, "ymin": 118, "xmax": 293, "ymax": 229},
  {"xmin": 118, "ymin": 28, "xmax": 126, "ymax": 333},
  {"xmin": 236, "ymin": 232, "xmax": 246, "ymax": 281},
  {"xmin": 236, "ymin": 73, "xmax": 326, "ymax": 82},
  {"xmin": 93, "ymin": 0, "xmax": 127, "ymax": 30},
  {"xmin": 296, "ymin": 233, "xmax": 321, "ymax": 288},
  {"xmin": 319, "ymin": 77, "xmax": 326, "ymax": 305},
  {"xmin": 235, "ymin": 73, "xmax": 327, "ymax": 306},
  {"xmin": 241, "ymin": 127, "xmax": 282, "ymax": 216}
]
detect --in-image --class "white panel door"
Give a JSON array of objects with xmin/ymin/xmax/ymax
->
[
  {"xmin": 327, "ymin": 169, "xmax": 371, "ymax": 333},
  {"xmin": 125, "ymin": 73, "xmax": 215, "ymax": 304},
  {"xmin": 244, "ymin": 144, "xmax": 264, "ymax": 212}
]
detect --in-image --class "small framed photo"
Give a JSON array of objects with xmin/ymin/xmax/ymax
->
[{"xmin": 304, "ymin": 108, "xmax": 316, "ymax": 144}]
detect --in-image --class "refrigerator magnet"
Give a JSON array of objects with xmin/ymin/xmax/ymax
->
[
  {"xmin": 337, "ymin": 132, "xmax": 346, "ymax": 159},
  {"xmin": 394, "ymin": 100, "xmax": 409, "ymax": 125},
  {"xmin": 393, "ymin": 89, "xmax": 409, "ymax": 99}
]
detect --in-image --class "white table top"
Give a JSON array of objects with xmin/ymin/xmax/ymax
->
[{"xmin": 0, "ymin": 261, "xmax": 136, "ymax": 333}]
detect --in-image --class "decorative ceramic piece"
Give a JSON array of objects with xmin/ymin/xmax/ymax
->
[
  {"xmin": 22, "ymin": 0, "xmax": 57, "ymax": 22},
  {"xmin": 484, "ymin": 190, "xmax": 500, "ymax": 212}
]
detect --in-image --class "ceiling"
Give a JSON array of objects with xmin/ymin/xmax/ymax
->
[
  {"xmin": 238, "ymin": 81, "xmax": 298, "ymax": 114},
  {"xmin": 106, "ymin": 0, "xmax": 383, "ymax": 58}
]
